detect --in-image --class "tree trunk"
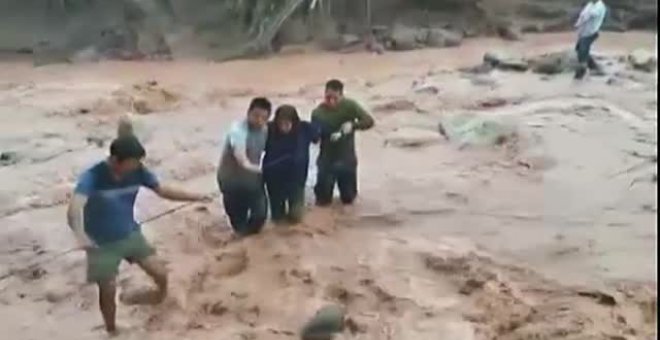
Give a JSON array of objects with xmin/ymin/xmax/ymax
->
[{"xmin": 217, "ymin": 0, "xmax": 305, "ymax": 60}]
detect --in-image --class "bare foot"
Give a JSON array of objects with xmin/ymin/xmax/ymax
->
[
  {"xmin": 119, "ymin": 288, "xmax": 165, "ymax": 305},
  {"xmin": 93, "ymin": 324, "xmax": 124, "ymax": 338},
  {"xmin": 107, "ymin": 327, "xmax": 120, "ymax": 338}
]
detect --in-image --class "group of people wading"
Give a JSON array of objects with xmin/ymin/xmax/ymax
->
[{"xmin": 66, "ymin": 79, "xmax": 373, "ymax": 334}]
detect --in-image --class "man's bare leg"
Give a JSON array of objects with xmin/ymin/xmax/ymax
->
[
  {"xmin": 139, "ymin": 255, "xmax": 168, "ymax": 303},
  {"xmin": 120, "ymin": 255, "xmax": 168, "ymax": 305},
  {"xmin": 98, "ymin": 280, "xmax": 118, "ymax": 334}
]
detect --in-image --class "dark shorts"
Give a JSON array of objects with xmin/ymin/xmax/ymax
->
[{"xmin": 86, "ymin": 231, "xmax": 154, "ymax": 283}]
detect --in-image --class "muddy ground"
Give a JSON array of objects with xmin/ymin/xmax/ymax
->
[{"xmin": 0, "ymin": 32, "xmax": 657, "ymax": 340}]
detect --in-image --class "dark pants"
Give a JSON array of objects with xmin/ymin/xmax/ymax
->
[
  {"xmin": 314, "ymin": 162, "xmax": 358, "ymax": 206},
  {"xmin": 265, "ymin": 180, "xmax": 305, "ymax": 224},
  {"xmin": 575, "ymin": 33, "xmax": 600, "ymax": 78},
  {"xmin": 218, "ymin": 181, "xmax": 267, "ymax": 236}
]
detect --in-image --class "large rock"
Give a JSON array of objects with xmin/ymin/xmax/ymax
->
[
  {"xmin": 388, "ymin": 25, "xmax": 424, "ymax": 51},
  {"xmin": 529, "ymin": 50, "xmax": 578, "ymax": 75},
  {"xmin": 277, "ymin": 17, "xmax": 310, "ymax": 45},
  {"xmin": 438, "ymin": 114, "xmax": 519, "ymax": 148},
  {"xmin": 424, "ymin": 28, "xmax": 463, "ymax": 48},
  {"xmin": 628, "ymin": 49, "xmax": 657, "ymax": 73},
  {"xmin": 483, "ymin": 51, "xmax": 529, "ymax": 72},
  {"xmin": 495, "ymin": 21, "xmax": 523, "ymax": 41}
]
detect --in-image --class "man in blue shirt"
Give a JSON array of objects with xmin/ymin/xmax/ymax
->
[{"xmin": 67, "ymin": 136, "xmax": 210, "ymax": 335}]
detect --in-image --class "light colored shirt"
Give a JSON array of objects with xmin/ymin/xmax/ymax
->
[
  {"xmin": 575, "ymin": 0, "xmax": 607, "ymax": 38},
  {"xmin": 217, "ymin": 120, "xmax": 267, "ymax": 188}
]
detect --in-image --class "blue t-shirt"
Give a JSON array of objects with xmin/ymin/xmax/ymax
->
[{"xmin": 74, "ymin": 161, "xmax": 160, "ymax": 245}]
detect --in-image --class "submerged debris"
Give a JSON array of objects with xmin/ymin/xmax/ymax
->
[
  {"xmin": 438, "ymin": 114, "xmax": 519, "ymax": 148},
  {"xmin": 301, "ymin": 305, "xmax": 346, "ymax": 340},
  {"xmin": 0, "ymin": 151, "xmax": 20, "ymax": 167}
]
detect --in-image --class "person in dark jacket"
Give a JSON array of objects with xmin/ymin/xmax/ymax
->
[{"xmin": 263, "ymin": 105, "xmax": 320, "ymax": 224}]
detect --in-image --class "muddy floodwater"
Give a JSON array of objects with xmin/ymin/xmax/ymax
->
[{"xmin": 0, "ymin": 32, "xmax": 657, "ymax": 340}]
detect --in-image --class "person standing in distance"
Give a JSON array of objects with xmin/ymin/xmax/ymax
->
[
  {"xmin": 574, "ymin": 0, "xmax": 608, "ymax": 80},
  {"xmin": 311, "ymin": 79, "xmax": 374, "ymax": 206},
  {"xmin": 217, "ymin": 97, "xmax": 272, "ymax": 236},
  {"xmin": 67, "ymin": 136, "xmax": 210, "ymax": 335}
]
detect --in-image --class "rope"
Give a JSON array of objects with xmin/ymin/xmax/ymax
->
[{"xmin": 0, "ymin": 194, "xmax": 219, "ymax": 284}]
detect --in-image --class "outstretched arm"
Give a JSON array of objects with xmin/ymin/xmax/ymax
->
[
  {"xmin": 141, "ymin": 167, "xmax": 211, "ymax": 202},
  {"xmin": 153, "ymin": 185, "xmax": 211, "ymax": 202}
]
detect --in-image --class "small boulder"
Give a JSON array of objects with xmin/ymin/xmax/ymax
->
[
  {"xmin": 388, "ymin": 25, "xmax": 423, "ymax": 51},
  {"xmin": 529, "ymin": 50, "xmax": 578, "ymax": 75},
  {"xmin": 301, "ymin": 305, "xmax": 345, "ymax": 340},
  {"xmin": 425, "ymin": 28, "xmax": 463, "ymax": 48},
  {"xmin": 0, "ymin": 151, "xmax": 20, "ymax": 167},
  {"xmin": 483, "ymin": 51, "xmax": 529, "ymax": 72},
  {"xmin": 496, "ymin": 22, "xmax": 523, "ymax": 41},
  {"xmin": 629, "ymin": 49, "xmax": 657, "ymax": 73}
]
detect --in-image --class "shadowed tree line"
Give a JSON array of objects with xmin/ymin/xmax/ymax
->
[{"xmin": 0, "ymin": 0, "xmax": 656, "ymax": 62}]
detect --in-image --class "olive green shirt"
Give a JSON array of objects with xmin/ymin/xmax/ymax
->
[{"xmin": 311, "ymin": 98, "xmax": 374, "ymax": 166}]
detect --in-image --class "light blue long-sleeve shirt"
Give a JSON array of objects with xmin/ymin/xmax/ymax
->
[{"xmin": 575, "ymin": 0, "xmax": 607, "ymax": 38}]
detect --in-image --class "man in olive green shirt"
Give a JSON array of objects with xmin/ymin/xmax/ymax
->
[{"xmin": 311, "ymin": 79, "xmax": 374, "ymax": 206}]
